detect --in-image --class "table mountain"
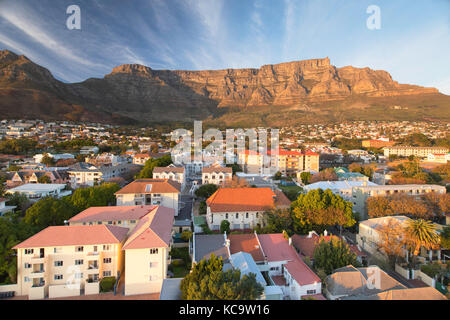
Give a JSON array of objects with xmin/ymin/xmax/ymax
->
[{"xmin": 0, "ymin": 49, "xmax": 448, "ymax": 125}]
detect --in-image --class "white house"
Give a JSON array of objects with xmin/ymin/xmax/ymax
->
[
  {"xmin": 202, "ymin": 167, "xmax": 232, "ymax": 185},
  {"xmin": 153, "ymin": 166, "xmax": 186, "ymax": 190}
]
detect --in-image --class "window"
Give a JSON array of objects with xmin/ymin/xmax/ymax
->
[
  {"xmin": 246, "ymin": 212, "xmax": 249, "ymax": 219},
  {"xmin": 225, "ymin": 213, "xmax": 228, "ymax": 219},
  {"xmin": 103, "ymin": 271, "xmax": 111, "ymax": 277},
  {"xmin": 24, "ymin": 249, "xmax": 33, "ymax": 255},
  {"xmin": 103, "ymin": 258, "xmax": 112, "ymax": 264},
  {"xmin": 150, "ymin": 262, "xmax": 158, "ymax": 268},
  {"xmin": 54, "ymin": 261, "xmax": 63, "ymax": 267},
  {"xmin": 24, "ymin": 263, "xmax": 31, "ymax": 269},
  {"xmin": 306, "ymin": 290, "xmax": 316, "ymax": 295},
  {"xmin": 75, "ymin": 259, "xmax": 83, "ymax": 265},
  {"xmin": 75, "ymin": 273, "xmax": 83, "ymax": 279},
  {"xmin": 24, "ymin": 277, "xmax": 31, "ymax": 282},
  {"xmin": 130, "ymin": 220, "xmax": 136, "ymax": 224},
  {"xmin": 108, "ymin": 221, "xmax": 113, "ymax": 225},
  {"xmin": 75, "ymin": 246, "xmax": 84, "ymax": 252},
  {"xmin": 103, "ymin": 245, "xmax": 111, "ymax": 251},
  {"xmin": 150, "ymin": 248, "xmax": 159, "ymax": 254},
  {"xmin": 256, "ymin": 212, "xmax": 259, "ymax": 218},
  {"xmin": 54, "ymin": 274, "xmax": 63, "ymax": 280},
  {"xmin": 235, "ymin": 213, "xmax": 239, "ymax": 219}
]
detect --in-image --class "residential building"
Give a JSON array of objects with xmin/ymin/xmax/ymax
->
[
  {"xmin": 7, "ymin": 169, "xmax": 69, "ymax": 187},
  {"xmin": 12, "ymin": 225, "xmax": 129, "ymax": 299},
  {"xmin": 351, "ymin": 184, "xmax": 446, "ymax": 219},
  {"xmin": 122, "ymin": 204, "xmax": 174, "ymax": 296},
  {"xmin": 201, "ymin": 167, "xmax": 232, "ymax": 185},
  {"xmin": 362, "ymin": 139, "xmax": 395, "ymax": 149},
  {"xmin": 68, "ymin": 205, "xmax": 161, "ymax": 233},
  {"xmin": 426, "ymin": 153, "xmax": 450, "ymax": 163},
  {"xmin": 334, "ymin": 167, "xmax": 370, "ymax": 182},
  {"xmin": 356, "ymin": 216, "xmax": 442, "ymax": 262},
  {"xmin": 383, "ymin": 146, "xmax": 449, "ymax": 158},
  {"xmin": 153, "ymin": 166, "xmax": 186, "ymax": 189},
  {"xmin": 33, "ymin": 153, "xmax": 75, "ymax": 164},
  {"xmin": 304, "ymin": 180, "xmax": 378, "ymax": 201},
  {"xmin": 79, "ymin": 146, "xmax": 99, "ymax": 155},
  {"xmin": 192, "ymin": 234, "xmax": 229, "ymax": 264},
  {"xmin": 115, "ymin": 179, "xmax": 181, "ymax": 215},
  {"xmin": 67, "ymin": 162, "xmax": 131, "ymax": 188},
  {"xmin": 205, "ymin": 187, "xmax": 291, "ymax": 231},
  {"xmin": 6, "ymin": 183, "xmax": 71, "ymax": 201}
]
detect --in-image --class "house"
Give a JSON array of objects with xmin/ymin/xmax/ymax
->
[
  {"xmin": 7, "ymin": 169, "xmax": 70, "ymax": 187},
  {"xmin": 426, "ymin": 153, "xmax": 450, "ymax": 164},
  {"xmin": 153, "ymin": 166, "xmax": 186, "ymax": 189},
  {"xmin": 6, "ymin": 183, "xmax": 71, "ymax": 201},
  {"xmin": 304, "ymin": 180, "xmax": 378, "ymax": 201},
  {"xmin": 115, "ymin": 179, "xmax": 181, "ymax": 215},
  {"xmin": 324, "ymin": 265, "xmax": 407, "ymax": 300},
  {"xmin": 33, "ymin": 153, "xmax": 74, "ymax": 164},
  {"xmin": 122, "ymin": 204, "xmax": 175, "ymax": 296},
  {"xmin": 79, "ymin": 146, "xmax": 99, "ymax": 155},
  {"xmin": 12, "ymin": 225, "xmax": 129, "ymax": 299},
  {"xmin": 334, "ymin": 167, "xmax": 370, "ymax": 182},
  {"xmin": 201, "ymin": 167, "xmax": 232, "ymax": 185},
  {"xmin": 351, "ymin": 184, "xmax": 446, "ymax": 219},
  {"xmin": 0, "ymin": 197, "xmax": 16, "ymax": 216},
  {"xmin": 193, "ymin": 234, "xmax": 229, "ymax": 264},
  {"xmin": 205, "ymin": 187, "xmax": 291, "ymax": 231},
  {"xmin": 356, "ymin": 216, "xmax": 442, "ymax": 262},
  {"xmin": 132, "ymin": 152, "xmax": 169, "ymax": 165},
  {"xmin": 291, "ymin": 232, "xmax": 367, "ymax": 265}
]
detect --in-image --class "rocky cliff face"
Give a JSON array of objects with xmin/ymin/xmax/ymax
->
[{"xmin": 0, "ymin": 49, "xmax": 445, "ymax": 124}]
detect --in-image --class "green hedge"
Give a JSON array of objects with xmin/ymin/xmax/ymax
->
[{"xmin": 100, "ymin": 276, "xmax": 116, "ymax": 292}]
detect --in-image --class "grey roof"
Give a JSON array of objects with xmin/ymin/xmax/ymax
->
[
  {"xmin": 229, "ymin": 251, "xmax": 266, "ymax": 286},
  {"xmin": 160, "ymin": 278, "xmax": 183, "ymax": 300},
  {"xmin": 325, "ymin": 265, "xmax": 406, "ymax": 298},
  {"xmin": 194, "ymin": 234, "xmax": 229, "ymax": 263}
]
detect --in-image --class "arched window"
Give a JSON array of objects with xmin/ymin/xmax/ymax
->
[
  {"xmin": 236, "ymin": 213, "xmax": 239, "ymax": 219},
  {"xmin": 225, "ymin": 213, "xmax": 228, "ymax": 219},
  {"xmin": 246, "ymin": 212, "xmax": 249, "ymax": 219}
]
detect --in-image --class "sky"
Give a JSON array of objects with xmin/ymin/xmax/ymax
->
[{"xmin": 0, "ymin": 0, "xmax": 449, "ymax": 94}]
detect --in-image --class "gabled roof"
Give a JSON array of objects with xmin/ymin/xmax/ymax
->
[
  {"xmin": 13, "ymin": 225, "xmax": 129, "ymax": 249},
  {"xmin": 206, "ymin": 187, "xmax": 289, "ymax": 213},
  {"xmin": 229, "ymin": 252, "xmax": 266, "ymax": 286},
  {"xmin": 153, "ymin": 166, "xmax": 185, "ymax": 174},
  {"xmin": 194, "ymin": 234, "xmax": 229, "ymax": 263},
  {"xmin": 202, "ymin": 167, "xmax": 232, "ymax": 174},
  {"xmin": 122, "ymin": 206, "xmax": 175, "ymax": 250},
  {"xmin": 115, "ymin": 179, "xmax": 181, "ymax": 195},
  {"xmin": 257, "ymin": 233, "xmax": 321, "ymax": 286},
  {"xmin": 365, "ymin": 287, "xmax": 447, "ymax": 300},
  {"xmin": 69, "ymin": 205, "xmax": 157, "ymax": 223}
]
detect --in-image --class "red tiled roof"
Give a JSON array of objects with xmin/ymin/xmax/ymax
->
[
  {"xmin": 291, "ymin": 234, "xmax": 340, "ymax": 258},
  {"xmin": 122, "ymin": 206, "xmax": 175, "ymax": 250},
  {"xmin": 115, "ymin": 179, "xmax": 181, "ymax": 194},
  {"xmin": 258, "ymin": 233, "xmax": 321, "ymax": 286},
  {"xmin": 13, "ymin": 225, "xmax": 129, "ymax": 249},
  {"xmin": 228, "ymin": 234, "xmax": 265, "ymax": 262},
  {"xmin": 69, "ymin": 205, "xmax": 157, "ymax": 223},
  {"xmin": 206, "ymin": 187, "xmax": 288, "ymax": 213}
]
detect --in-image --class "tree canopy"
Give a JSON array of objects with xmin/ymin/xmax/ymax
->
[
  {"xmin": 136, "ymin": 154, "xmax": 172, "ymax": 179},
  {"xmin": 24, "ymin": 197, "xmax": 77, "ymax": 232},
  {"xmin": 180, "ymin": 254, "xmax": 264, "ymax": 300},
  {"xmin": 291, "ymin": 189, "xmax": 356, "ymax": 233},
  {"xmin": 68, "ymin": 183, "xmax": 120, "ymax": 212},
  {"xmin": 195, "ymin": 184, "xmax": 219, "ymax": 199},
  {"xmin": 313, "ymin": 238, "xmax": 359, "ymax": 275}
]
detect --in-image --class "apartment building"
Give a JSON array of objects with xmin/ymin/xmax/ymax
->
[
  {"xmin": 351, "ymin": 184, "xmax": 446, "ymax": 219},
  {"xmin": 68, "ymin": 205, "xmax": 160, "ymax": 232},
  {"xmin": 426, "ymin": 153, "xmax": 450, "ymax": 164},
  {"xmin": 362, "ymin": 139, "xmax": 395, "ymax": 149},
  {"xmin": 383, "ymin": 146, "xmax": 449, "ymax": 158},
  {"xmin": 304, "ymin": 180, "xmax": 378, "ymax": 201},
  {"xmin": 67, "ymin": 162, "xmax": 131, "ymax": 188},
  {"xmin": 123, "ymin": 205, "xmax": 174, "ymax": 296},
  {"xmin": 205, "ymin": 187, "xmax": 291, "ymax": 231},
  {"xmin": 153, "ymin": 166, "xmax": 186, "ymax": 189},
  {"xmin": 115, "ymin": 179, "xmax": 181, "ymax": 215},
  {"xmin": 202, "ymin": 167, "xmax": 232, "ymax": 185},
  {"xmin": 12, "ymin": 225, "xmax": 129, "ymax": 299}
]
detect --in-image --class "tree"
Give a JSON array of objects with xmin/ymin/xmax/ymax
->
[
  {"xmin": 195, "ymin": 184, "xmax": 219, "ymax": 199},
  {"xmin": 220, "ymin": 220, "xmax": 230, "ymax": 234},
  {"xmin": 273, "ymin": 171, "xmax": 282, "ymax": 180},
  {"xmin": 181, "ymin": 230, "xmax": 193, "ymax": 242},
  {"xmin": 310, "ymin": 168, "xmax": 338, "ymax": 183},
  {"xmin": 37, "ymin": 175, "xmax": 51, "ymax": 184},
  {"xmin": 180, "ymin": 254, "xmax": 264, "ymax": 300},
  {"xmin": 313, "ymin": 238, "xmax": 359, "ymax": 275},
  {"xmin": 224, "ymin": 176, "xmax": 249, "ymax": 188},
  {"xmin": 68, "ymin": 183, "xmax": 120, "ymax": 212},
  {"xmin": 150, "ymin": 143, "xmax": 159, "ymax": 153},
  {"xmin": 5, "ymin": 193, "xmax": 31, "ymax": 215},
  {"xmin": 291, "ymin": 189, "xmax": 356, "ymax": 234},
  {"xmin": 440, "ymin": 226, "xmax": 450, "ymax": 249},
  {"xmin": 136, "ymin": 154, "xmax": 172, "ymax": 179},
  {"xmin": 376, "ymin": 219, "xmax": 407, "ymax": 267},
  {"xmin": 403, "ymin": 219, "xmax": 440, "ymax": 266},
  {"xmin": 40, "ymin": 154, "xmax": 55, "ymax": 167},
  {"xmin": 300, "ymin": 172, "xmax": 311, "ymax": 185},
  {"xmin": 24, "ymin": 197, "xmax": 77, "ymax": 232},
  {"xmin": 259, "ymin": 209, "xmax": 294, "ymax": 235}
]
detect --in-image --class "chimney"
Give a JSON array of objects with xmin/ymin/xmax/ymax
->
[
  {"xmin": 288, "ymin": 237, "xmax": 292, "ymax": 246},
  {"xmin": 308, "ymin": 231, "xmax": 313, "ymax": 238},
  {"xmin": 324, "ymin": 230, "xmax": 328, "ymax": 237}
]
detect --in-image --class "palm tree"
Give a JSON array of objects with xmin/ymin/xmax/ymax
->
[{"xmin": 404, "ymin": 219, "xmax": 440, "ymax": 266}]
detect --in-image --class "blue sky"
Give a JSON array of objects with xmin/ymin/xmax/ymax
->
[{"xmin": 0, "ymin": 0, "xmax": 449, "ymax": 94}]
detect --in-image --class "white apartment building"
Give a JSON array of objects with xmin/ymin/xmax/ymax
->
[
  {"xmin": 6, "ymin": 183, "xmax": 71, "ymax": 201},
  {"xmin": 153, "ymin": 166, "xmax": 186, "ymax": 189},
  {"xmin": 383, "ymin": 146, "xmax": 449, "ymax": 158},
  {"xmin": 202, "ymin": 167, "xmax": 232, "ymax": 185}
]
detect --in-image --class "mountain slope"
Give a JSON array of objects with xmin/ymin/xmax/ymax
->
[{"xmin": 0, "ymin": 49, "xmax": 448, "ymax": 125}]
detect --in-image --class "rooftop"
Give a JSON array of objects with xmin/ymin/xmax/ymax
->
[
  {"xmin": 115, "ymin": 179, "xmax": 181, "ymax": 195},
  {"xmin": 13, "ymin": 224, "xmax": 129, "ymax": 249},
  {"xmin": 228, "ymin": 233, "xmax": 265, "ymax": 262},
  {"xmin": 69, "ymin": 205, "xmax": 158, "ymax": 223},
  {"xmin": 6, "ymin": 183, "xmax": 67, "ymax": 193},
  {"xmin": 194, "ymin": 234, "xmax": 229, "ymax": 263}
]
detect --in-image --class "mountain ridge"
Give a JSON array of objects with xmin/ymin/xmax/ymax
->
[{"xmin": 0, "ymin": 49, "xmax": 448, "ymax": 125}]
